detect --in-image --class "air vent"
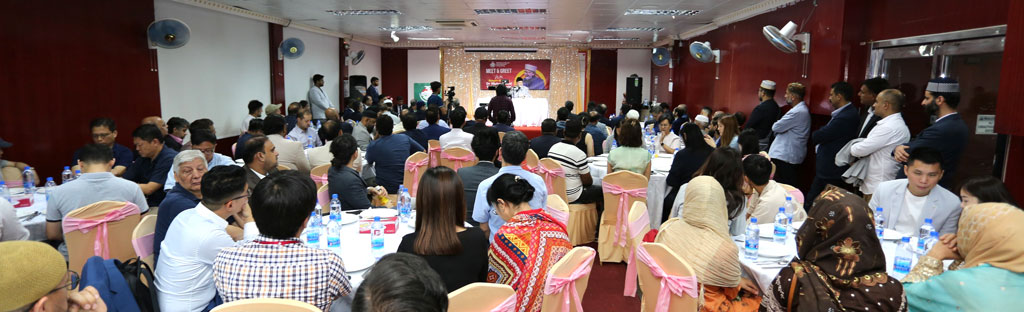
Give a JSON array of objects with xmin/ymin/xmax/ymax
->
[
  {"xmin": 434, "ymin": 19, "xmax": 468, "ymax": 27},
  {"xmin": 624, "ymin": 9, "xmax": 701, "ymax": 16},
  {"xmin": 501, "ymin": 36, "xmax": 546, "ymax": 41}
]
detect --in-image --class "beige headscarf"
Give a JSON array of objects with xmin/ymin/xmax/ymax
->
[
  {"xmin": 957, "ymin": 203, "xmax": 1024, "ymax": 273},
  {"xmin": 655, "ymin": 176, "xmax": 742, "ymax": 287}
]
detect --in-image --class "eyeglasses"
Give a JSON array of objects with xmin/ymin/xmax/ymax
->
[
  {"xmin": 229, "ymin": 191, "xmax": 251, "ymax": 202},
  {"xmin": 91, "ymin": 133, "xmax": 112, "ymax": 139},
  {"xmin": 196, "ymin": 147, "xmax": 215, "ymax": 155},
  {"xmin": 51, "ymin": 270, "xmax": 80, "ymax": 293}
]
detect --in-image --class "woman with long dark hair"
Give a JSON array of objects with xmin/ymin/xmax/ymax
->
[
  {"xmin": 662, "ymin": 122, "xmax": 715, "ymax": 222},
  {"xmin": 958, "ymin": 175, "xmax": 1019, "ymax": 209},
  {"xmin": 717, "ymin": 115, "xmax": 740, "ymax": 150},
  {"xmin": 668, "ymin": 147, "xmax": 747, "ymax": 236}
]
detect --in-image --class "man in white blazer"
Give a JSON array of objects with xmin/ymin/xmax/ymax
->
[{"xmin": 868, "ymin": 147, "xmax": 961, "ymax": 235}]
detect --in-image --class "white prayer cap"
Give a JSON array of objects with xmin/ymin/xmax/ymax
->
[
  {"xmin": 383, "ymin": 99, "xmax": 393, "ymax": 104},
  {"xmin": 626, "ymin": 110, "xmax": 640, "ymax": 120},
  {"xmin": 760, "ymin": 80, "xmax": 776, "ymax": 90},
  {"xmin": 524, "ymin": 64, "xmax": 537, "ymax": 71},
  {"xmin": 695, "ymin": 115, "xmax": 709, "ymax": 124},
  {"xmin": 926, "ymin": 77, "xmax": 959, "ymax": 93}
]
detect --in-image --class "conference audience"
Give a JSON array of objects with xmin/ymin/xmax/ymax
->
[
  {"xmin": 214, "ymin": 170, "xmax": 351, "ymax": 310},
  {"xmin": 286, "ymin": 109, "xmax": 321, "ymax": 148},
  {"xmin": 857, "ymin": 77, "xmax": 891, "ymax": 138},
  {"xmin": 529, "ymin": 118, "xmax": 561, "ymax": 159},
  {"xmin": 307, "ymin": 119, "xmax": 340, "ymax": 167},
  {"xmin": 488, "ymin": 84, "xmax": 515, "ymax": 124},
  {"xmin": 463, "ymin": 107, "xmax": 490, "ymax": 135},
  {"xmin": 351, "ymin": 253, "xmax": 448, "ymax": 312},
  {"xmin": 607, "ymin": 119, "xmax": 651, "ymax": 177},
  {"xmin": 555, "ymin": 107, "xmax": 570, "ymax": 136},
  {"xmin": 142, "ymin": 116, "xmax": 169, "ymax": 137},
  {"xmin": 472, "ymin": 131, "xmax": 547, "ymax": 242},
  {"xmin": 439, "ymin": 106, "xmax": 473, "ymax": 150},
  {"xmin": 165, "ymin": 117, "xmax": 189, "ymax": 152},
  {"xmin": 164, "ymin": 130, "xmax": 236, "ymax": 191},
  {"xmin": 761, "ymin": 186, "xmax": 907, "ymax": 311},
  {"xmin": 893, "ymin": 77, "xmax": 969, "ymax": 189},
  {"xmin": 655, "ymin": 115, "xmax": 682, "ymax": 153},
  {"xmin": 663, "ymin": 122, "xmax": 715, "ymax": 221},
  {"xmin": 548, "ymin": 119, "xmax": 601, "ymax": 204},
  {"xmin": 422, "ymin": 107, "xmax": 451, "ymax": 140},
  {"xmin": 668, "ymin": 147, "xmax": 747, "ymax": 236},
  {"xmin": 958, "ymin": 175, "xmax": 1019, "ymax": 209},
  {"xmin": 745, "ymin": 80, "xmax": 781, "ymax": 150},
  {"xmin": 417, "ymin": 106, "xmax": 451, "ymax": 130},
  {"xmin": 716, "ymin": 114, "xmax": 740, "ymax": 150},
  {"xmin": 806, "ymin": 81, "xmax": 860, "ymax": 210},
  {"xmin": 240, "ymin": 99, "xmax": 262, "ymax": 135},
  {"xmin": 124, "ymin": 124, "xmax": 178, "ymax": 207},
  {"xmin": 694, "ymin": 114, "xmax": 710, "ymax": 132},
  {"xmin": 400, "ymin": 112, "xmax": 430, "ymax": 149},
  {"xmin": 240, "ymin": 136, "xmax": 278, "ymax": 194},
  {"xmin": 72, "ymin": 117, "xmax": 134, "ymax": 177},
  {"xmin": 486, "ymin": 174, "xmax": 572, "ymax": 312},
  {"xmin": 235, "ymin": 118, "xmax": 262, "ymax": 157},
  {"xmin": 153, "ymin": 150, "xmax": 207, "ymax": 266},
  {"xmin": 458, "ymin": 128, "xmax": 501, "ymax": 226},
  {"xmin": 398, "ymin": 167, "xmax": 488, "ymax": 292},
  {"xmin": 155, "ymin": 166, "xmax": 257, "ymax": 312},
  {"xmin": 328, "ymin": 134, "xmax": 384, "ymax": 211},
  {"xmin": 263, "ymin": 114, "xmax": 311, "ymax": 173},
  {"xmin": 365, "ymin": 115, "xmax": 425, "ymax": 193},
  {"xmin": 0, "ymin": 198, "xmax": 28, "ymax": 241},
  {"xmin": 353, "ymin": 109, "xmax": 378, "ymax": 150},
  {"xmin": 343, "ymin": 97, "xmax": 362, "ymax": 121},
  {"xmin": 493, "ymin": 110, "xmax": 515, "ymax": 133},
  {"xmin": 583, "ymin": 113, "xmax": 607, "ymax": 155},
  {"xmin": 737, "ymin": 128, "xmax": 760, "ymax": 156},
  {"xmin": 869, "ymin": 148, "xmax": 962, "ymax": 235},
  {"xmin": 670, "ymin": 104, "xmax": 689, "ymax": 135},
  {"xmin": 182, "ymin": 118, "xmax": 216, "ymax": 151},
  {"xmin": 849, "ymin": 88, "xmax": 911, "ymax": 199},
  {"xmin": 742, "ymin": 154, "xmax": 806, "ymax": 224},
  {"xmin": 265, "ymin": 102, "xmax": 282, "ymax": 117},
  {"xmin": 0, "ymin": 241, "xmax": 108, "ymax": 312},
  {"xmin": 768, "ymin": 82, "xmax": 810, "ymax": 186}
]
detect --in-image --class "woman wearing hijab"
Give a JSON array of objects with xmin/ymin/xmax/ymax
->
[
  {"xmin": 902, "ymin": 202, "xmax": 1024, "ymax": 311},
  {"xmin": 760, "ymin": 186, "xmax": 907, "ymax": 311},
  {"xmin": 656, "ymin": 176, "xmax": 761, "ymax": 311}
]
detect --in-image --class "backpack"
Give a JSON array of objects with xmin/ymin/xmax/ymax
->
[{"xmin": 116, "ymin": 258, "xmax": 161, "ymax": 312}]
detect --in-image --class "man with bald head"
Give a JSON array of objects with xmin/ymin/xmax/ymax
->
[
  {"xmin": 325, "ymin": 107, "xmax": 340, "ymax": 122},
  {"xmin": 850, "ymin": 89, "xmax": 911, "ymax": 199},
  {"xmin": 142, "ymin": 116, "xmax": 168, "ymax": 137}
]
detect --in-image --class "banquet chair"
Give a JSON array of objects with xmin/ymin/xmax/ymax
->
[
  {"xmin": 546, "ymin": 195, "xmax": 570, "ymax": 226},
  {"xmin": 276, "ymin": 165, "xmax": 291, "ymax": 171},
  {"xmin": 622, "ymin": 201, "xmax": 652, "ymax": 297},
  {"xmin": 635, "ymin": 243, "xmax": 700, "ymax": 312},
  {"xmin": 449, "ymin": 283, "xmax": 516, "ymax": 312},
  {"xmin": 210, "ymin": 298, "xmax": 319, "ymax": 312},
  {"xmin": 131, "ymin": 214, "xmax": 158, "ymax": 268},
  {"xmin": 599, "ymin": 170, "xmax": 648, "ymax": 263},
  {"xmin": 779, "ymin": 183, "xmax": 805, "ymax": 206},
  {"xmin": 64, "ymin": 201, "xmax": 142, "ymax": 273},
  {"xmin": 540, "ymin": 246, "xmax": 597, "ymax": 312},
  {"xmin": 584, "ymin": 133, "xmax": 595, "ymax": 157},
  {"xmin": 498, "ymin": 131, "xmax": 506, "ymax": 142},
  {"xmin": 403, "ymin": 152, "xmax": 430, "ymax": 197},
  {"xmin": 439, "ymin": 147, "xmax": 478, "ymax": 171},
  {"xmin": 1, "ymin": 167, "xmax": 24, "ymax": 185},
  {"xmin": 317, "ymin": 184, "xmax": 330, "ymax": 215},
  {"xmin": 310, "ymin": 164, "xmax": 330, "ymax": 190},
  {"xmin": 521, "ymin": 149, "xmax": 540, "ymax": 173},
  {"xmin": 427, "ymin": 140, "xmax": 442, "ymax": 167},
  {"xmin": 539, "ymin": 159, "xmax": 598, "ymax": 246},
  {"xmin": 537, "ymin": 159, "xmax": 568, "ymax": 204}
]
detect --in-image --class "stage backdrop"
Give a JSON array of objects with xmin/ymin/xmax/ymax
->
[
  {"xmin": 442, "ymin": 47, "xmax": 582, "ymax": 120},
  {"xmin": 480, "ymin": 60, "xmax": 551, "ymax": 90}
]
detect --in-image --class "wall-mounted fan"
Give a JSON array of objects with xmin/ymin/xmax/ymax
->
[
  {"xmin": 279, "ymin": 38, "xmax": 305, "ymax": 60},
  {"xmin": 147, "ymin": 18, "xmax": 191, "ymax": 49},
  {"xmin": 689, "ymin": 41, "xmax": 721, "ymax": 79},
  {"xmin": 763, "ymin": 21, "xmax": 810, "ymax": 54},
  {"xmin": 349, "ymin": 50, "xmax": 365, "ymax": 66},
  {"xmin": 652, "ymin": 48, "xmax": 671, "ymax": 67}
]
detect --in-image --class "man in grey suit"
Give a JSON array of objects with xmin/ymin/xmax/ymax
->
[
  {"xmin": 240, "ymin": 136, "xmax": 279, "ymax": 194},
  {"xmin": 868, "ymin": 148, "xmax": 961, "ymax": 235},
  {"xmin": 457, "ymin": 127, "xmax": 501, "ymax": 226}
]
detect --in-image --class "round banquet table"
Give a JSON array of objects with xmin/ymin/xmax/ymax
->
[
  {"xmin": 588, "ymin": 152, "xmax": 674, "ymax": 229},
  {"xmin": 12, "ymin": 190, "xmax": 49, "ymax": 241}
]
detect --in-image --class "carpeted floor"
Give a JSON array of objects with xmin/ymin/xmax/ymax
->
[{"xmin": 579, "ymin": 242, "xmax": 642, "ymax": 311}]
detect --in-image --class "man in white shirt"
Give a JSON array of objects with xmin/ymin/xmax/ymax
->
[
  {"xmin": 547, "ymin": 119, "xmax": 601, "ymax": 204},
  {"xmin": 742, "ymin": 154, "xmax": 807, "ymax": 224},
  {"xmin": 264, "ymin": 115, "xmax": 311, "ymax": 173},
  {"xmin": 850, "ymin": 89, "xmax": 911, "ymax": 198},
  {"xmin": 155, "ymin": 166, "xmax": 258, "ymax": 312},
  {"xmin": 307, "ymin": 74, "xmax": 332, "ymax": 120},
  {"xmin": 287, "ymin": 110, "xmax": 321, "ymax": 148},
  {"xmin": 768, "ymin": 82, "xmax": 810, "ymax": 186},
  {"xmin": 439, "ymin": 107, "xmax": 474, "ymax": 150},
  {"xmin": 164, "ymin": 131, "xmax": 238, "ymax": 191},
  {"xmin": 868, "ymin": 148, "xmax": 961, "ymax": 235},
  {"xmin": 307, "ymin": 120, "xmax": 363, "ymax": 169},
  {"xmin": 240, "ymin": 100, "xmax": 262, "ymax": 135}
]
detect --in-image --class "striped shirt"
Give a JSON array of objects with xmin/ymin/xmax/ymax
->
[{"xmin": 547, "ymin": 142, "xmax": 590, "ymax": 202}]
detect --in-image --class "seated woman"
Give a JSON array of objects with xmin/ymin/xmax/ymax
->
[
  {"xmin": 902, "ymin": 202, "xmax": 1024, "ymax": 311},
  {"xmin": 716, "ymin": 115, "xmax": 740, "ymax": 150},
  {"xmin": 397, "ymin": 166, "xmax": 488, "ymax": 293},
  {"xmin": 761, "ymin": 186, "xmax": 906, "ymax": 311},
  {"xmin": 655, "ymin": 116, "xmax": 682, "ymax": 154},
  {"xmin": 327, "ymin": 134, "xmax": 385, "ymax": 210},
  {"xmin": 486, "ymin": 174, "xmax": 572, "ymax": 312},
  {"xmin": 607, "ymin": 119, "xmax": 651, "ymax": 178},
  {"xmin": 663, "ymin": 122, "xmax": 715, "ymax": 222},
  {"xmin": 957, "ymin": 175, "xmax": 1019, "ymax": 209},
  {"xmin": 656, "ymin": 176, "xmax": 760, "ymax": 311},
  {"xmin": 668, "ymin": 147, "xmax": 747, "ymax": 236}
]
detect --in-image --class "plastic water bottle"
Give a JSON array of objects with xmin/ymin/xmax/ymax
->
[
  {"xmin": 61, "ymin": 166, "xmax": 73, "ymax": 184},
  {"xmin": 326, "ymin": 198, "xmax": 341, "ymax": 249},
  {"xmin": 305, "ymin": 209, "xmax": 321, "ymax": 246},
  {"xmin": 306, "ymin": 135, "xmax": 315, "ymax": 149},
  {"xmin": 610, "ymin": 137, "xmax": 618, "ymax": 150},
  {"xmin": 22, "ymin": 167, "xmax": 36, "ymax": 194},
  {"xmin": 371, "ymin": 216, "xmax": 385, "ymax": 260},
  {"xmin": 398, "ymin": 185, "xmax": 412, "ymax": 224},
  {"xmin": 924, "ymin": 231, "xmax": 939, "ymax": 253},
  {"xmin": 918, "ymin": 219, "xmax": 935, "ymax": 253},
  {"xmin": 773, "ymin": 207, "xmax": 789, "ymax": 244},
  {"xmin": 875, "ymin": 207, "xmax": 886, "ymax": 239},
  {"xmin": 893, "ymin": 236, "xmax": 913, "ymax": 276},
  {"xmin": 329, "ymin": 194, "xmax": 342, "ymax": 222},
  {"xmin": 74, "ymin": 170, "xmax": 82, "ymax": 179},
  {"xmin": 744, "ymin": 218, "xmax": 760, "ymax": 260},
  {"xmin": 44, "ymin": 178, "xmax": 56, "ymax": 202},
  {"xmin": 0, "ymin": 181, "xmax": 9, "ymax": 202},
  {"xmin": 783, "ymin": 196, "xmax": 797, "ymax": 233}
]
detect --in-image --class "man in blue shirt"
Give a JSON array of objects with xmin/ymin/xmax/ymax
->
[
  {"xmin": 72, "ymin": 117, "xmax": 135, "ymax": 176},
  {"xmin": 152, "ymin": 150, "xmax": 206, "ymax": 267},
  {"xmin": 472, "ymin": 131, "xmax": 548, "ymax": 242},
  {"xmin": 164, "ymin": 130, "xmax": 238, "ymax": 191},
  {"xmin": 365, "ymin": 116, "xmax": 425, "ymax": 193},
  {"xmin": 492, "ymin": 110, "xmax": 516, "ymax": 133},
  {"xmin": 399, "ymin": 113, "xmax": 429, "ymax": 149},
  {"xmin": 582, "ymin": 113, "xmax": 607, "ymax": 155},
  {"xmin": 367, "ymin": 77, "xmax": 381, "ymax": 106},
  {"xmin": 124, "ymin": 124, "xmax": 178, "ymax": 207},
  {"xmin": 767, "ymin": 82, "xmax": 810, "ymax": 187},
  {"xmin": 427, "ymin": 81, "xmax": 444, "ymax": 108},
  {"xmin": 421, "ymin": 107, "xmax": 451, "ymax": 141}
]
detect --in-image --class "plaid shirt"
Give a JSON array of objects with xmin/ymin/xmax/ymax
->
[{"xmin": 213, "ymin": 235, "xmax": 351, "ymax": 310}]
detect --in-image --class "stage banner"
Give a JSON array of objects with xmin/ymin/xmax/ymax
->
[
  {"xmin": 480, "ymin": 60, "xmax": 551, "ymax": 90},
  {"xmin": 413, "ymin": 82, "xmax": 433, "ymax": 103}
]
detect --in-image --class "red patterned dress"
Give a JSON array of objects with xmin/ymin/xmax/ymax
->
[{"xmin": 487, "ymin": 209, "xmax": 573, "ymax": 312}]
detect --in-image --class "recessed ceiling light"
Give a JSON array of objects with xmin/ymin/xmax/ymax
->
[
  {"xmin": 624, "ymin": 9, "xmax": 701, "ymax": 16},
  {"xmin": 407, "ymin": 37, "xmax": 454, "ymax": 41},
  {"xmin": 606, "ymin": 27, "xmax": 663, "ymax": 32},
  {"xmin": 474, "ymin": 9, "xmax": 547, "ymax": 15},
  {"xmin": 326, "ymin": 9, "xmax": 401, "ymax": 16},
  {"xmin": 379, "ymin": 26, "xmax": 433, "ymax": 32},
  {"xmin": 592, "ymin": 37, "xmax": 640, "ymax": 41},
  {"xmin": 489, "ymin": 26, "xmax": 547, "ymax": 31}
]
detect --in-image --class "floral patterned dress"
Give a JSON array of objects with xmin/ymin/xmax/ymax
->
[{"xmin": 487, "ymin": 209, "xmax": 572, "ymax": 312}]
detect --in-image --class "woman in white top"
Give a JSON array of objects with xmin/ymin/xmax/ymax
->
[{"xmin": 655, "ymin": 116, "xmax": 682, "ymax": 153}]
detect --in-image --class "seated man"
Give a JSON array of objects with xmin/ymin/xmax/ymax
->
[
  {"xmin": 48, "ymin": 144, "xmax": 149, "ymax": 258},
  {"xmin": 214, "ymin": 170, "xmax": 352, "ymax": 310},
  {"xmin": 328, "ymin": 134, "xmax": 385, "ymax": 210},
  {"xmin": 0, "ymin": 137, "xmax": 39, "ymax": 184},
  {"xmin": 548, "ymin": 119, "xmax": 601, "ymax": 205},
  {"xmin": 235, "ymin": 118, "xmax": 263, "ymax": 158},
  {"xmin": 554, "ymin": 107, "xmax": 569, "ymax": 137},
  {"xmin": 241, "ymin": 100, "xmax": 262, "ymax": 135},
  {"xmin": 286, "ymin": 109, "xmax": 321, "ymax": 148},
  {"xmin": 463, "ymin": 107, "xmax": 490, "ymax": 135},
  {"xmin": 165, "ymin": 117, "xmax": 189, "ymax": 152},
  {"xmin": 457, "ymin": 128, "xmax": 500, "ymax": 226},
  {"xmin": 472, "ymin": 131, "xmax": 547, "ymax": 242},
  {"xmin": 308, "ymin": 119, "xmax": 339, "ymax": 167},
  {"xmin": 153, "ymin": 150, "xmax": 207, "ymax": 266},
  {"xmin": 869, "ymin": 147, "xmax": 961, "ymax": 235},
  {"xmin": 352, "ymin": 109, "xmax": 377, "ymax": 150},
  {"xmin": 492, "ymin": 110, "xmax": 515, "ymax": 133},
  {"xmin": 582, "ymin": 113, "xmax": 606, "ymax": 155},
  {"xmin": 164, "ymin": 130, "xmax": 237, "ymax": 191},
  {"xmin": 399, "ymin": 113, "xmax": 429, "ymax": 149},
  {"xmin": 72, "ymin": 117, "xmax": 135, "ymax": 176},
  {"xmin": 124, "ymin": 124, "xmax": 178, "ymax": 207},
  {"xmin": 530, "ymin": 119, "xmax": 561, "ymax": 159},
  {"xmin": 240, "ymin": 136, "xmax": 278, "ymax": 195},
  {"xmin": 0, "ymin": 241, "xmax": 107, "ymax": 312},
  {"xmin": 285, "ymin": 102, "xmax": 301, "ymax": 133},
  {"xmin": 439, "ymin": 106, "xmax": 473, "ymax": 150},
  {"xmin": 184, "ymin": 118, "xmax": 217, "ymax": 151},
  {"xmin": 421, "ymin": 107, "xmax": 451, "ymax": 141},
  {"xmin": 365, "ymin": 116, "xmax": 424, "ymax": 193},
  {"xmin": 417, "ymin": 106, "xmax": 451, "ymax": 130},
  {"xmin": 351, "ymin": 253, "xmax": 448, "ymax": 312},
  {"xmin": 155, "ymin": 166, "xmax": 257, "ymax": 312},
  {"xmin": 264, "ymin": 114, "xmax": 311, "ymax": 173},
  {"xmin": 742, "ymin": 154, "xmax": 806, "ymax": 224}
]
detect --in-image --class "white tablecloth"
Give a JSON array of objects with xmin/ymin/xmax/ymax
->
[
  {"xmin": 476, "ymin": 97, "xmax": 549, "ymax": 127},
  {"xmin": 14, "ymin": 192, "xmax": 48, "ymax": 241},
  {"xmin": 589, "ymin": 153, "xmax": 674, "ymax": 229}
]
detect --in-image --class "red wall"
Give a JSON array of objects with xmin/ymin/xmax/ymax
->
[
  {"xmin": 380, "ymin": 48, "xmax": 409, "ymax": 103},
  {"xmin": 651, "ymin": 58, "xmax": 673, "ymax": 106},
  {"xmin": 588, "ymin": 49, "xmax": 618, "ymax": 115},
  {"xmin": 0, "ymin": 1, "xmax": 161, "ymax": 180}
]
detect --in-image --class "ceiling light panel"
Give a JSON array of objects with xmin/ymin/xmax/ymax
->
[
  {"xmin": 489, "ymin": 26, "xmax": 547, "ymax": 31},
  {"xmin": 606, "ymin": 27, "xmax": 664, "ymax": 32},
  {"xmin": 501, "ymin": 36, "xmax": 547, "ymax": 40},
  {"xmin": 326, "ymin": 9, "xmax": 401, "ymax": 16},
  {"xmin": 624, "ymin": 9, "xmax": 701, "ymax": 16},
  {"xmin": 474, "ymin": 9, "xmax": 547, "ymax": 15},
  {"xmin": 592, "ymin": 37, "xmax": 641, "ymax": 41},
  {"xmin": 379, "ymin": 26, "xmax": 433, "ymax": 31}
]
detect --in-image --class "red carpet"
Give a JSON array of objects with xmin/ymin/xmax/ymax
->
[
  {"xmin": 514, "ymin": 126, "xmax": 542, "ymax": 139},
  {"xmin": 580, "ymin": 242, "xmax": 642, "ymax": 311}
]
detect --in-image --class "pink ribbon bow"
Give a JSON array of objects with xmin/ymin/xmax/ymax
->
[
  {"xmin": 62, "ymin": 202, "xmax": 141, "ymax": 259},
  {"xmin": 405, "ymin": 157, "xmax": 430, "ymax": 196},
  {"xmin": 634, "ymin": 246, "xmax": 699, "ymax": 312},
  {"xmin": 602, "ymin": 183, "xmax": 647, "ymax": 246},
  {"xmin": 429, "ymin": 146, "xmax": 442, "ymax": 167},
  {"xmin": 546, "ymin": 204, "xmax": 569, "ymax": 227},
  {"xmin": 543, "ymin": 249, "xmax": 596, "ymax": 312},
  {"xmin": 536, "ymin": 165, "xmax": 565, "ymax": 195},
  {"xmin": 310, "ymin": 173, "xmax": 328, "ymax": 185},
  {"xmin": 441, "ymin": 151, "xmax": 476, "ymax": 171},
  {"xmin": 132, "ymin": 233, "xmax": 155, "ymax": 259},
  {"xmin": 521, "ymin": 163, "xmax": 538, "ymax": 174},
  {"xmin": 623, "ymin": 214, "xmax": 652, "ymax": 296},
  {"xmin": 489, "ymin": 293, "xmax": 517, "ymax": 312}
]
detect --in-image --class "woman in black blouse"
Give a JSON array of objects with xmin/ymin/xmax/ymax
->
[
  {"xmin": 398, "ymin": 166, "xmax": 488, "ymax": 293},
  {"xmin": 662, "ymin": 122, "xmax": 715, "ymax": 222}
]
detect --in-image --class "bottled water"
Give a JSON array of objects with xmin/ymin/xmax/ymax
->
[
  {"xmin": 773, "ymin": 207, "xmax": 789, "ymax": 244},
  {"xmin": 74, "ymin": 170, "xmax": 82, "ymax": 179},
  {"xmin": 22, "ymin": 167, "xmax": 36, "ymax": 194},
  {"xmin": 371, "ymin": 216, "xmax": 385, "ymax": 260},
  {"xmin": 924, "ymin": 231, "xmax": 939, "ymax": 253},
  {"xmin": 398, "ymin": 185, "xmax": 412, "ymax": 224},
  {"xmin": 917, "ymin": 219, "xmax": 935, "ymax": 253},
  {"xmin": 783, "ymin": 196, "xmax": 797, "ymax": 233},
  {"xmin": 44, "ymin": 178, "xmax": 56, "ymax": 202},
  {"xmin": 0, "ymin": 181, "xmax": 9, "ymax": 202},
  {"xmin": 305, "ymin": 209, "xmax": 321, "ymax": 246},
  {"xmin": 744, "ymin": 218, "xmax": 760, "ymax": 260},
  {"xmin": 306, "ymin": 135, "xmax": 315, "ymax": 149},
  {"xmin": 875, "ymin": 207, "xmax": 886, "ymax": 239},
  {"xmin": 329, "ymin": 194, "xmax": 342, "ymax": 222},
  {"xmin": 61, "ymin": 166, "xmax": 73, "ymax": 184},
  {"xmin": 610, "ymin": 137, "xmax": 618, "ymax": 150},
  {"xmin": 893, "ymin": 236, "xmax": 913, "ymax": 276}
]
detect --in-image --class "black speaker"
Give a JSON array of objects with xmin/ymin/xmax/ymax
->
[
  {"xmin": 626, "ymin": 75, "xmax": 643, "ymax": 107},
  {"xmin": 349, "ymin": 75, "xmax": 367, "ymax": 99}
]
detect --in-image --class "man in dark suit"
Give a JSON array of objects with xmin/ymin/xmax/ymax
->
[
  {"xmin": 806, "ymin": 82, "xmax": 860, "ymax": 210},
  {"xmin": 530, "ymin": 119, "xmax": 562, "ymax": 158},
  {"xmin": 327, "ymin": 134, "xmax": 383, "ymax": 211},
  {"xmin": 240, "ymin": 136, "xmax": 279, "ymax": 194},
  {"xmin": 893, "ymin": 78, "xmax": 969, "ymax": 189},
  {"xmin": 856, "ymin": 77, "xmax": 890, "ymax": 138},
  {"xmin": 457, "ymin": 128, "xmax": 500, "ymax": 226},
  {"xmin": 745, "ymin": 80, "xmax": 782, "ymax": 150},
  {"xmin": 464, "ymin": 107, "xmax": 490, "ymax": 135}
]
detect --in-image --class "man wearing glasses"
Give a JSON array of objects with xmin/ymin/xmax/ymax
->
[
  {"xmin": 71, "ymin": 117, "xmax": 135, "ymax": 177},
  {"xmin": 155, "ymin": 165, "xmax": 256, "ymax": 312},
  {"xmin": 162, "ymin": 131, "xmax": 238, "ymax": 192},
  {"xmin": 0, "ymin": 241, "xmax": 107, "ymax": 312}
]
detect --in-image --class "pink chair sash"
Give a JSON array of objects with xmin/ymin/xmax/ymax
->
[
  {"xmin": 310, "ymin": 173, "xmax": 328, "ymax": 185},
  {"xmin": 132, "ymin": 233, "xmax": 155, "ymax": 259},
  {"xmin": 601, "ymin": 183, "xmax": 647, "ymax": 246},
  {"xmin": 429, "ymin": 146, "xmax": 442, "ymax": 167},
  {"xmin": 62, "ymin": 202, "xmax": 141, "ymax": 259},
  {"xmin": 489, "ymin": 293, "xmax": 517, "ymax": 312},
  {"xmin": 317, "ymin": 187, "xmax": 330, "ymax": 209},
  {"xmin": 405, "ymin": 157, "xmax": 430, "ymax": 196},
  {"xmin": 788, "ymin": 189, "xmax": 804, "ymax": 205},
  {"xmin": 546, "ymin": 205, "xmax": 569, "ymax": 227},
  {"xmin": 543, "ymin": 250, "xmax": 596, "ymax": 312},
  {"xmin": 522, "ymin": 163, "xmax": 538, "ymax": 174},
  {"xmin": 623, "ymin": 214, "xmax": 652, "ymax": 296},
  {"xmin": 441, "ymin": 151, "xmax": 476, "ymax": 171},
  {"xmin": 536, "ymin": 165, "xmax": 565, "ymax": 196},
  {"xmin": 634, "ymin": 246, "xmax": 699, "ymax": 312}
]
